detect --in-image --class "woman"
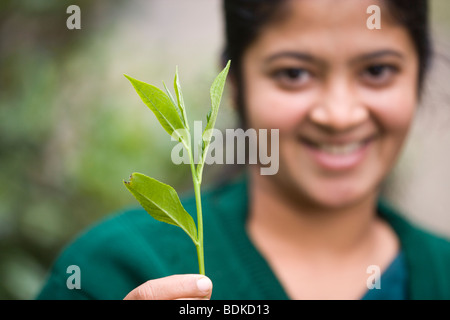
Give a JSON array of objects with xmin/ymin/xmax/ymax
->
[{"xmin": 37, "ymin": 0, "xmax": 450, "ymax": 300}]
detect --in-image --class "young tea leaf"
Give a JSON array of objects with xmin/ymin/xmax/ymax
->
[
  {"xmin": 124, "ymin": 74, "xmax": 187, "ymax": 141},
  {"xmin": 174, "ymin": 67, "xmax": 189, "ymax": 130},
  {"xmin": 202, "ymin": 61, "xmax": 230, "ymax": 148},
  {"xmin": 162, "ymin": 80, "xmax": 178, "ymax": 110},
  {"xmin": 197, "ymin": 60, "xmax": 231, "ymax": 177},
  {"xmin": 124, "ymin": 173, "xmax": 198, "ymax": 245}
]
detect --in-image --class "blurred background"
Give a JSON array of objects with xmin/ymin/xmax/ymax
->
[{"xmin": 0, "ymin": 0, "xmax": 449, "ymax": 299}]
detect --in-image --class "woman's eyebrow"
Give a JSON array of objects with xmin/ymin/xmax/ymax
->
[
  {"xmin": 264, "ymin": 51, "xmax": 325, "ymax": 65},
  {"xmin": 264, "ymin": 49, "xmax": 404, "ymax": 65},
  {"xmin": 350, "ymin": 50, "xmax": 405, "ymax": 64}
]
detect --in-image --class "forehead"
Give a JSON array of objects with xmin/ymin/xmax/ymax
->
[
  {"xmin": 254, "ymin": 0, "xmax": 414, "ymax": 59},
  {"xmin": 272, "ymin": 0, "xmax": 386, "ymax": 29}
]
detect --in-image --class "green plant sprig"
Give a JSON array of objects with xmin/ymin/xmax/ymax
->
[{"xmin": 123, "ymin": 61, "xmax": 230, "ymax": 275}]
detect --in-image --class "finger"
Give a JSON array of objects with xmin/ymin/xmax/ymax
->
[{"xmin": 123, "ymin": 274, "xmax": 212, "ymax": 300}]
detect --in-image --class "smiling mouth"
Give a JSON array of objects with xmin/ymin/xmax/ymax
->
[
  {"xmin": 298, "ymin": 135, "xmax": 377, "ymax": 170},
  {"xmin": 299, "ymin": 135, "xmax": 376, "ymax": 155}
]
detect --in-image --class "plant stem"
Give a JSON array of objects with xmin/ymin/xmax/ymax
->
[
  {"xmin": 193, "ymin": 179, "xmax": 205, "ymax": 275},
  {"xmin": 188, "ymin": 144, "xmax": 205, "ymax": 275}
]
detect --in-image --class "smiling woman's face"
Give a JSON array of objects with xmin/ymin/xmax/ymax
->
[{"xmin": 242, "ymin": 0, "xmax": 419, "ymax": 209}]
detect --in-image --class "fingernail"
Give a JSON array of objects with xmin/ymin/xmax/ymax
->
[{"xmin": 197, "ymin": 277, "xmax": 212, "ymax": 293}]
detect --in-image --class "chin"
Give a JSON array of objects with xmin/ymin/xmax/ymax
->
[
  {"xmin": 310, "ymin": 188, "xmax": 372, "ymax": 210},
  {"xmin": 288, "ymin": 172, "xmax": 381, "ymax": 211}
]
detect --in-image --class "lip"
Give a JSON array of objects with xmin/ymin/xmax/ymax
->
[{"xmin": 299, "ymin": 135, "xmax": 376, "ymax": 171}]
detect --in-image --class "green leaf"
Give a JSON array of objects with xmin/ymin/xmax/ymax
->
[
  {"xmin": 174, "ymin": 66, "xmax": 189, "ymax": 130},
  {"xmin": 197, "ymin": 60, "xmax": 231, "ymax": 177},
  {"xmin": 162, "ymin": 80, "xmax": 178, "ymax": 109},
  {"xmin": 202, "ymin": 60, "xmax": 230, "ymax": 146},
  {"xmin": 124, "ymin": 74, "xmax": 186, "ymax": 141},
  {"xmin": 124, "ymin": 173, "xmax": 198, "ymax": 245}
]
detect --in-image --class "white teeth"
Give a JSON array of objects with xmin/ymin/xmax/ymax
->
[{"xmin": 318, "ymin": 142, "xmax": 363, "ymax": 155}]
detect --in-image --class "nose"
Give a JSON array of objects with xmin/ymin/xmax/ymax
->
[{"xmin": 309, "ymin": 78, "xmax": 368, "ymax": 132}]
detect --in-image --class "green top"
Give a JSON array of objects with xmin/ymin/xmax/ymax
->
[{"xmin": 37, "ymin": 174, "xmax": 450, "ymax": 300}]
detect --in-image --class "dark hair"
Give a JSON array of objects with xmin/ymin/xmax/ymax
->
[{"xmin": 222, "ymin": 0, "xmax": 431, "ymax": 126}]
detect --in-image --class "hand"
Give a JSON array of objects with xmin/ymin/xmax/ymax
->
[{"xmin": 123, "ymin": 274, "xmax": 213, "ymax": 300}]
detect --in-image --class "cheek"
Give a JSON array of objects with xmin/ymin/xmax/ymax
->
[
  {"xmin": 362, "ymin": 85, "xmax": 416, "ymax": 138},
  {"xmin": 244, "ymin": 80, "xmax": 315, "ymax": 132}
]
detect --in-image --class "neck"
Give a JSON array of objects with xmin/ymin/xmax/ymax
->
[{"xmin": 247, "ymin": 170, "xmax": 381, "ymax": 257}]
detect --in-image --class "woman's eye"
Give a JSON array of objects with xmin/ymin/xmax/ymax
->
[
  {"xmin": 361, "ymin": 64, "xmax": 398, "ymax": 86},
  {"xmin": 273, "ymin": 68, "xmax": 312, "ymax": 89}
]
